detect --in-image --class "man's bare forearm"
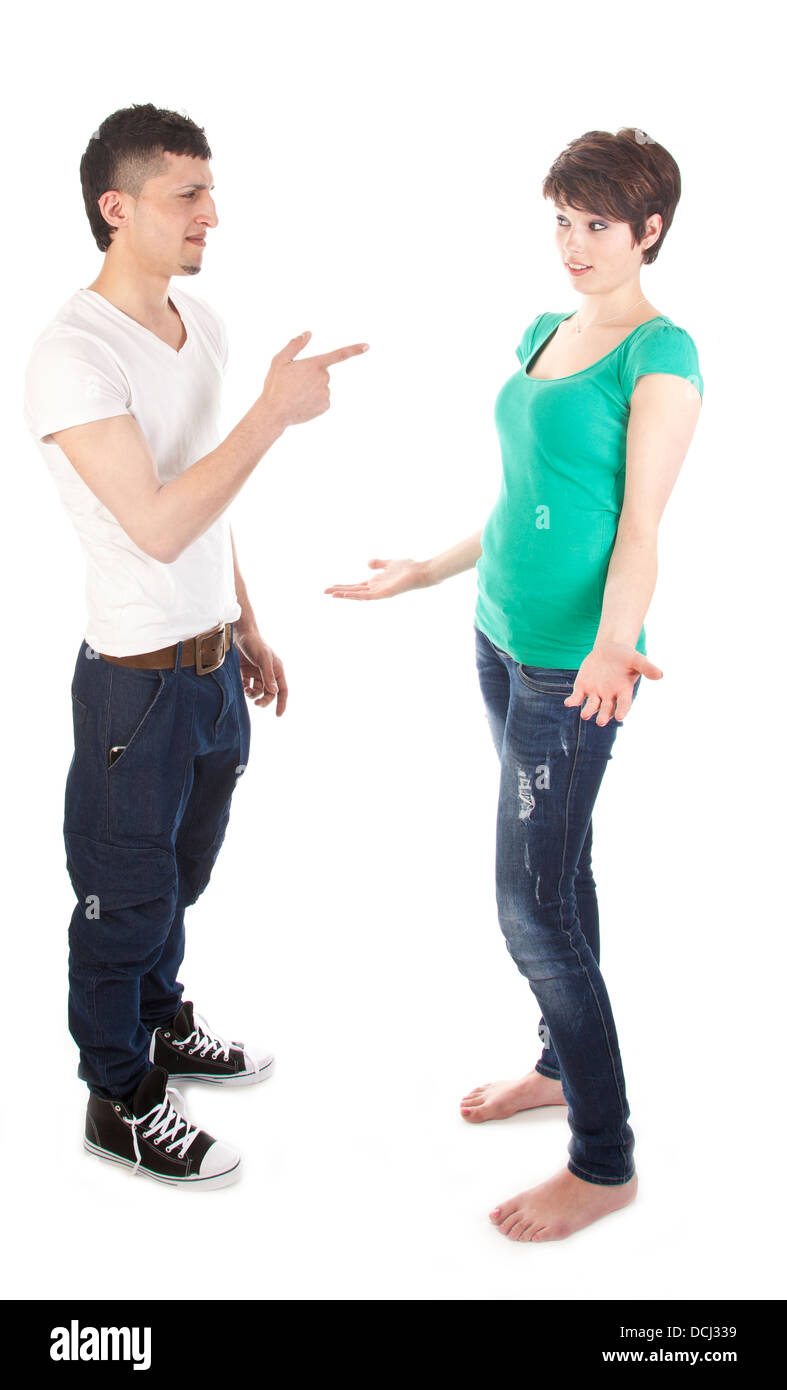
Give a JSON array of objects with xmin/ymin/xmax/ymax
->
[
  {"xmin": 230, "ymin": 526, "xmax": 259, "ymax": 637},
  {"xmin": 150, "ymin": 401, "xmax": 285, "ymax": 564},
  {"xmin": 147, "ymin": 329, "xmax": 369, "ymax": 564},
  {"xmin": 594, "ymin": 529, "xmax": 658, "ymax": 650},
  {"xmin": 421, "ymin": 530, "xmax": 483, "ymax": 586}
]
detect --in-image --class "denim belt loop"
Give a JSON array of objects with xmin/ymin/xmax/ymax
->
[{"xmin": 175, "ymin": 640, "xmax": 183, "ymax": 674}]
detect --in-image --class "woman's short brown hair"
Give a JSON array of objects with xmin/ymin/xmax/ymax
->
[{"xmin": 542, "ymin": 128, "xmax": 682, "ymax": 265}]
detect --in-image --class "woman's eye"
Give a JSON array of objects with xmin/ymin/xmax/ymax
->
[{"xmin": 556, "ymin": 216, "xmax": 607, "ymax": 230}]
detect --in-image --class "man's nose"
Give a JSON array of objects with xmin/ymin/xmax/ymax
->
[{"xmin": 199, "ymin": 199, "xmax": 219, "ymax": 229}]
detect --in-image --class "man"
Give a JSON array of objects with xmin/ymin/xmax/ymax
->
[{"xmin": 23, "ymin": 103, "xmax": 368, "ymax": 1190}]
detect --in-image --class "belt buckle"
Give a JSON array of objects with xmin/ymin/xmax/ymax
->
[{"xmin": 195, "ymin": 622, "xmax": 227, "ymax": 676}]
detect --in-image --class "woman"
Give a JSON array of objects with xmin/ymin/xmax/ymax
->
[{"xmin": 325, "ymin": 127, "xmax": 703, "ymax": 1242}]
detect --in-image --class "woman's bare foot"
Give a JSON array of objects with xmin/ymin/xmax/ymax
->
[
  {"xmin": 490, "ymin": 1167, "xmax": 638, "ymax": 1242},
  {"xmin": 460, "ymin": 1070, "xmax": 567, "ymax": 1122}
]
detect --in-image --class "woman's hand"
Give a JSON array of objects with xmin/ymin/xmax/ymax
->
[
  {"xmin": 566, "ymin": 641, "xmax": 663, "ymax": 725},
  {"xmin": 324, "ymin": 557, "xmax": 428, "ymax": 600}
]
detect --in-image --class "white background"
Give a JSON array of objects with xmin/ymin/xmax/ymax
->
[{"xmin": 2, "ymin": 0, "xmax": 784, "ymax": 1302}]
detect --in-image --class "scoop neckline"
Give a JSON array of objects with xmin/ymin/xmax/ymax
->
[
  {"xmin": 524, "ymin": 311, "xmax": 669, "ymax": 383},
  {"xmin": 78, "ymin": 286, "xmax": 190, "ymax": 357}
]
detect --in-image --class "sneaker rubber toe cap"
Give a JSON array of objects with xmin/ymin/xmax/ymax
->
[
  {"xmin": 200, "ymin": 1140, "xmax": 241, "ymax": 1181},
  {"xmin": 247, "ymin": 1049, "xmax": 274, "ymax": 1071}
]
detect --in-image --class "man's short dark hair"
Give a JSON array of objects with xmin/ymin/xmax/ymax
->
[{"xmin": 80, "ymin": 103, "xmax": 212, "ymax": 253}]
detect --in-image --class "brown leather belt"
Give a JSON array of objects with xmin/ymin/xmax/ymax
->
[{"xmin": 99, "ymin": 621, "xmax": 234, "ymax": 675}]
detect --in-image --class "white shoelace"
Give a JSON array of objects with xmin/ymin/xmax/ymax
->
[
  {"xmin": 124, "ymin": 1085, "xmax": 200, "ymax": 1176},
  {"xmin": 177, "ymin": 1008, "xmax": 259, "ymax": 1079}
]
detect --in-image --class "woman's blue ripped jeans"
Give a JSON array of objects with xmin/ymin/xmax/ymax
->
[
  {"xmin": 475, "ymin": 625, "xmax": 641, "ymax": 1186},
  {"xmin": 64, "ymin": 630, "xmax": 251, "ymax": 1100}
]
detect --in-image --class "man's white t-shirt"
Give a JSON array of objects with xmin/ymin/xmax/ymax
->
[{"xmin": 24, "ymin": 284, "xmax": 242, "ymax": 656}]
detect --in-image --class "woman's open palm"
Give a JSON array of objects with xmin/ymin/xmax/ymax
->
[{"xmin": 324, "ymin": 557, "xmax": 424, "ymax": 600}]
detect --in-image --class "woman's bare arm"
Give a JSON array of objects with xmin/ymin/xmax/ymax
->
[
  {"xmin": 324, "ymin": 529, "xmax": 483, "ymax": 600},
  {"xmin": 594, "ymin": 371, "xmax": 701, "ymax": 649}
]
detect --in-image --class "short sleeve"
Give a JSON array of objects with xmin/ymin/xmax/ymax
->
[
  {"xmin": 618, "ymin": 322, "xmax": 703, "ymax": 404},
  {"xmin": 514, "ymin": 314, "xmax": 547, "ymax": 367},
  {"xmin": 24, "ymin": 332, "xmax": 131, "ymax": 445}
]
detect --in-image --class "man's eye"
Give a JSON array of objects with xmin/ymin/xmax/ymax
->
[{"xmin": 182, "ymin": 192, "xmax": 198, "ymax": 199}]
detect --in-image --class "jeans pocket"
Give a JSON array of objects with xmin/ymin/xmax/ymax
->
[
  {"xmin": 105, "ymin": 666, "xmax": 165, "ymax": 771},
  {"xmin": 65, "ymin": 832, "xmax": 178, "ymax": 966},
  {"xmin": 474, "ymin": 626, "xmax": 511, "ymax": 663},
  {"xmin": 106, "ymin": 671, "xmax": 195, "ymax": 840},
  {"xmin": 104, "ymin": 664, "xmax": 166, "ymax": 772},
  {"xmin": 71, "ymin": 691, "xmax": 87, "ymax": 738},
  {"xmin": 516, "ymin": 665, "xmax": 578, "ymax": 695}
]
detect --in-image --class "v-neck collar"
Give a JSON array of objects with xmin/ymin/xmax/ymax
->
[{"xmin": 78, "ymin": 287, "xmax": 190, "ymax": 358}]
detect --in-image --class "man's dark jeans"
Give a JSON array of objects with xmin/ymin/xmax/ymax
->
[
  {"xmin": 64, "ymin": 630, "xmax": 251, "ymax": 1100},
  {"xmin": 475, "ymin": 624, "xmax": 641, "ymax": 1186}
]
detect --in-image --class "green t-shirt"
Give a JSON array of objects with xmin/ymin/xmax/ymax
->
[{"xmin": 474, "ymin": 311, "xmax": 704, "ymax": 667}]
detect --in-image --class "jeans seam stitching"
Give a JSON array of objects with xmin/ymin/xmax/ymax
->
[
  {"xmin": 567, "ymin": 1159, "xmax": 631, "ymax": 1187},
  {"xmin": 559, "ymin": 715, "xmax": 630, "ymax": 1182},
  {"xmin": 103, "ymin": 665, "xmax": 112, "ymax": 841}
]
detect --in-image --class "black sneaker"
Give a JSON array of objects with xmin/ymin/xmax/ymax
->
[
  {"xmin": 149, "ymin": 1001, "xmax": 274, "ymax": 1086},
  {"xmin": 84, "ymin": 1065, "xmax": 241, "ymax": 1189}
]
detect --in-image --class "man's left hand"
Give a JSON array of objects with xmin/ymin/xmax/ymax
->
[{"xmin": 235, "ymin": 628, "xmax": 288, "ymax": 716}]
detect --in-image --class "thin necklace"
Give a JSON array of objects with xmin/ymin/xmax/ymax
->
[{"xmin": 574, "ymin": 296, "xmax": 647, "ymax": 334}]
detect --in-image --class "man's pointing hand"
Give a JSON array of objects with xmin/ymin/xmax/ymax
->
[{"xmin": 261, "ymin": 331, "xmax": 369, "ymax": 429}]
